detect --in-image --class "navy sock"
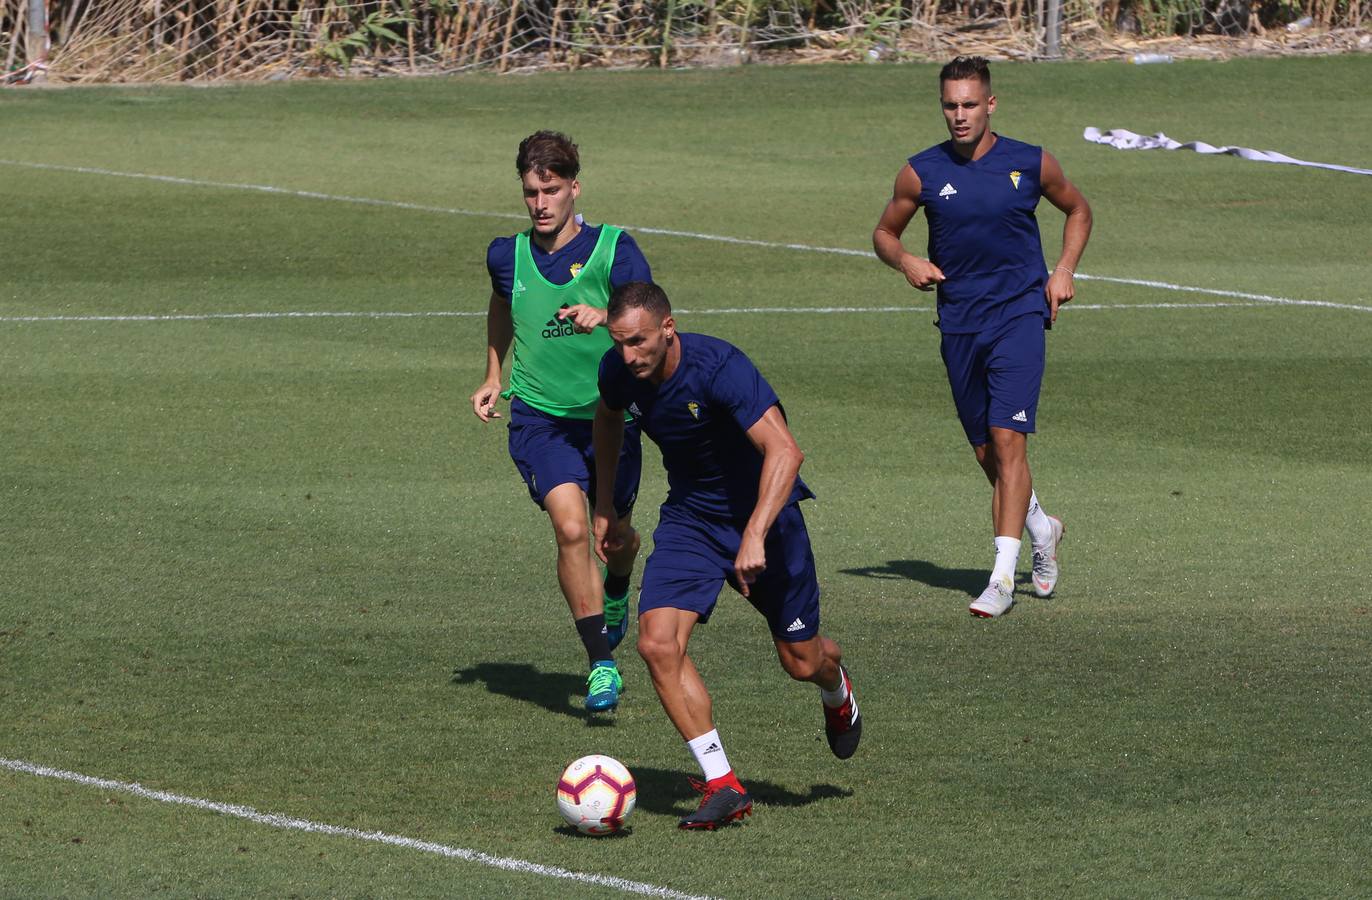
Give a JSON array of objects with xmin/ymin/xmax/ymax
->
[
  {"xmin": 604, "ymin": 571, "xmax": 630, "ymax": 598},
  {"xmin": 575, "ymin": 614, "xmax": 612, "ymax": 665}
]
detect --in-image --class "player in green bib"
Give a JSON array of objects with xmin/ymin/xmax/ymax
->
[
  {"xmin": 469, "ymin": 131, "xmax": 653, "ymax": 712},
  {"xmin": 506, "ymin": 225, "xmax": 621, "ymax": 418}
]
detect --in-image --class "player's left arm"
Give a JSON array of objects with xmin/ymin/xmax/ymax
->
[
  {"xmin": 591, "ymin": 397, "xmax": 627, "ymax": 564},
  {"xmin": 735, "ymin": 406, "xmax": 806, "ymax": 598},
  {"xmin": 559, "ymin": 232, "xmax": 652, "ymax": 333},
  {"xmin": 1040, "ymin": 150, "xmax": 1094, "ymax": 324}
]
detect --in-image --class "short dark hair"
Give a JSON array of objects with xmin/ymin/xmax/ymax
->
[
  {"xmin": 516, "ymin": 130, "xmax": 580, "ymax": 180},
  {"xmin": 608, "ymin": 281, "xmax": 671, "ymax": 323},
  {"xmin": 939, "ymin": 56, "xmax": 991, "ymax": 88}
]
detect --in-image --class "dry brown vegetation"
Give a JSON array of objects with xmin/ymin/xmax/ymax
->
[{"xmin": 1, "ymin": 0, "xmax": 1366, "ymax": 83}]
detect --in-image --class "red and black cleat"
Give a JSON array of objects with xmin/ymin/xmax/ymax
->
[
  {"xmin": 679, "ymin": 777, "xmax": 753, "ymax": 830},
  {"xmin": 823, "ymin": 665, "xmax": 862, "ymax": 760}
]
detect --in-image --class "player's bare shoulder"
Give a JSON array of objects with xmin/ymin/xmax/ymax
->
[
  {"xmin": 1038, "ymin": 149, "xmax": 1091, "ymax": 215},
  {"xmin": 895, "ymin": 161, "xmax": 923, "ymax": 204}
]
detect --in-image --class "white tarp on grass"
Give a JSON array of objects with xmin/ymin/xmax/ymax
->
[{"xmin": 1083, "ymin": 127, "xmax": 1372, "ymax": 176}]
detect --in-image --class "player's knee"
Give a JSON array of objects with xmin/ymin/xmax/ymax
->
[
  {"xmin": 779, "ymin": 650, "xmax": 821, "ymax": 683},
  {"xmin": 636, "ymin": 630, "xmax": 679, "ymax": 670},
  {"xmin": 614, "ymin": 526, "xmax": 640, "ymax": 557},
  {"xmin": 988, "ymin": 431, "xmax": 1026, "ymax": 466},
  {"xmin": 990, "ymin": 426, "xmax": 1024, "ymax": 451},
  {"xmin": 551, "ymin": 517, "xmax": 589, "ymax": 548}
]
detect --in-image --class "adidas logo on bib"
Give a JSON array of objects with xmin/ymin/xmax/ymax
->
[
  {"xmin": 939, "ymin": 182, "xmax": 958, "ymax": 198},
  {"xmin": 541, "ymin": 303, "xmax": 576, "ymax": 339},
  {"xmin": 541, "ymin": 314, "xmax": 576, "ymax": 339}
]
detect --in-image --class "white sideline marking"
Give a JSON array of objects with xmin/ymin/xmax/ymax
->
[
  {"xmin": 0, "ymin": 756, "xmax": 717, "ymax": 900},
  {"xmin": 0, "ymin": 310, "xmax": 485, "ymax": 323},
  {"xmin": 0, "ymin": 159, "xmax": 527, "ymax": 224},
  {"xmin": 1, "ymin": 158, "xmax": 1367, "ymax": 314},
  {"xmin": 1070, "ymin": 275, "xmax": 1370, "ymax": 313}
]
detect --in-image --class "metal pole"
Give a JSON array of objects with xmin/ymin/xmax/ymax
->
[
  {"xmin": 1044, "ymin": 0, "xmax": 1062, "ymax": 58},
  {"xmin": 27, "ymin": 0, "xmax": 48, "ymax": 82}
]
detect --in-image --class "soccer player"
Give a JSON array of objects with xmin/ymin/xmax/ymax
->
[
  {"xmin": 872, "ymin": 56, "xmax": 1093, "ymax": 619},
  {"xmin": 591, "ymin": 282, "xmax": 862, "ymax": 830},
  {"xmin": 469, "ymin": 131, "xmax": 652, "ymax": 710}
]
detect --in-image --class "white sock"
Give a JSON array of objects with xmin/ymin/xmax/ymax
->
[
  {"xmin": 991, "ymin": 536, "xmax": 1021, "ymax": 587},
  {"xmin": 1025, "ymin": 491, "xmax": 1052, "ymax": 547},
  {"xmin": 687, "ymin": 729, "xmax": 732, "ymax": 782},
  {"xmin": 819, "ymin": 667, "xmax": 849, "ymax": 708}
]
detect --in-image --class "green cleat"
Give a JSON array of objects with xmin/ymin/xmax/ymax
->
[{"xmin": 585, "ymin": 660, "xmax": 622, "ymax": 712}]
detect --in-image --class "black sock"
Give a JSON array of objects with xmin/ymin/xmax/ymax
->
[
  {"xmin": 604, "ymin": 571, "xmax": 630, "ymax": 599},
  {"xmin": 575, "ymin": 614, "xmax": 612, "ymax": 665}
]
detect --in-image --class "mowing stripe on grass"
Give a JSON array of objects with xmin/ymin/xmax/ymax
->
[
  {"xmin": 2, "ymin": 159, "xmax": 1366, "ymax": 312},
  {"xmin": 0, "ymin": 756, "xmax": 718, "ymax": 900},
  {"xmin": 4, "ymin": 299, "xmax": 1371, "ymax": 325}
]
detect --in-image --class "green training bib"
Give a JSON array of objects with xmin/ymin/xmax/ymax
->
[{"xmin": 503, "ymin": 225, "xmax": 621, "ymax": 420}]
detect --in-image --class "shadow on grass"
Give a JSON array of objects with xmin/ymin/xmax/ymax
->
[
  {"xmin": 839, "ymin": 559, "xmax": 985, "ymax": 596},
  {"xmin": 553, "ymin": 824, "xmax": 635, "ymax": 839},
  {"xmin": 627, "ymin": 765, "xmax": 853, "ymax": 818},
  {"xmin": 451, "ymin": 661, "xmax": 615, "ymax": 726}
]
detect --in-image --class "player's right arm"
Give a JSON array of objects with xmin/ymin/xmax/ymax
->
[
  {"xmin": 469, "ymin": 290, "xmax": 512, "ymax": 422},
  {"xmin": 872, "ymin": 164, "xmax": 945, "ymax": 292},
  {"xmin": 590, "ymin": 398, "xmax": 626, "ymax": 564}
]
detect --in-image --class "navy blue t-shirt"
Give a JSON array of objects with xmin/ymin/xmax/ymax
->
[
  {"xmin": 598, "ymin": 332, "xmax": 814, "ymax": 521},
  {"xmin": 486, "ymin": 223, "xmax": 652, "ymax": 301},
  {"xmin": 909, "ymin": 135, "xmax": 1049, "ymax": 334}
]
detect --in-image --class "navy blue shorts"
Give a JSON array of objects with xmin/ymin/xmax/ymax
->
[
  {"xmin": 507, "ymin": 397, "xmax": 641, "ymax": 517},
  {"xmin": 939, "ymin": 312, "xmax": 1046, "ymax": 446},
  {"xmin": 639, "ymin": 503, "xmax": 820, "ymax": 643}
]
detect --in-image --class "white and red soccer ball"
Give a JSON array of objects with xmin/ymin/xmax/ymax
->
[{"xmin": 556, "ymin": 754, "xmax": 637, "ymax": 835}]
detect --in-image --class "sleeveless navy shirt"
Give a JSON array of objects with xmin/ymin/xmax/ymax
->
[{"xmin": 908, "ymin": 135, "xmax": 1049, "ymax": 333}]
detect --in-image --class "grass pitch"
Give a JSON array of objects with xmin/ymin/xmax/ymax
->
[{"xmin": 2, "ymin": 57, "xmax": 1371, "ymax": 898}]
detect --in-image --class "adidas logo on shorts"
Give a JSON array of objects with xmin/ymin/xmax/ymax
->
[
  {"xmin": 1012, "ymin": 409, "xmax": 1028, "ymax": 423},
  {"xmin": 786, "ymin": 618, "xmax": 805, "ymax": 633}
]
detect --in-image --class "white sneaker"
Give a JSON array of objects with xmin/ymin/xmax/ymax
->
[
  {"xmin": 969, "ymin": 578, "xmax": 1014, "ymax": 618},
  {"xmin": 1031, "ymin": 516, "xmax": 1064, "ymax": 598}
]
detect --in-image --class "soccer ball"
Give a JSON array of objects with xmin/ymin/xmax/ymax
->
[{"xmin": 556, "ymin": 754, "xmax": 637, "ymax": 835}]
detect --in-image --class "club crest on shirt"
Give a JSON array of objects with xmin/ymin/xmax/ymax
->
[
  {"xmin": 687, "ymin": 401, "xmax": 700, "ymax": 420},
  {"xmin": 569, "ymin": 262, "xmax": 583, "ymax": 278},
  {"xmin": 1009, "ymin": 170, "xmax": 1022, "ymax": 190}
]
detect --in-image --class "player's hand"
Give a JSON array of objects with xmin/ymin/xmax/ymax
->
[
  {"xmin": 1046, "ymin": 267, "xmax": 1075, "ymax": 324},
  {"xmin": 901, "ymin": 255, "xmax": 946, "ymax": 292},
  {"xmin": 592, "ymin": 506, "xmax": 622, "ymax": 565},
  {"xmin": 470, "ymin": 379, "xmax": 503, "ymax": 422},
  {"xmin": 557, "ymin": 304, "xmax": 606, "ymax": 334},
  {"xmin": 733, "ymin": 534, "xmax": 767, "ymax": 599}
]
